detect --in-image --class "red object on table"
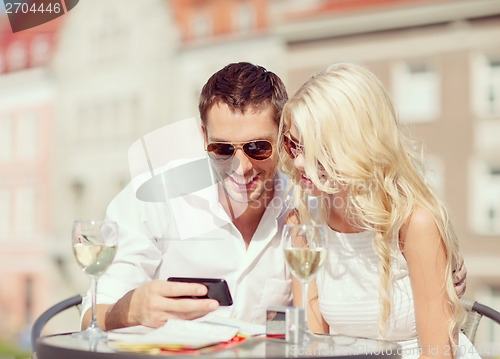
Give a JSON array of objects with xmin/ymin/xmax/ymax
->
[{"xmin": 159, "ymin": 334, "xmax": 248, "ymax": 356}]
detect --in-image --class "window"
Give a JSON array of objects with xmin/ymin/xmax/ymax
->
[
  {"xmin": 422, "ymin": 155, "xmax": 445, "ymax": 198},
  {"xmin": 392, "ymin": 60, "xmax": 440, "ymax": 123},
  {"xmin": 117, "ymin": 95, "xmax": 139, "ymax": 140},
  {"xmin": 31, "ymin": 35, "xmax": 51, "ymax": 67},
  {"xmin": 7, "ymin": 41, "xmax": 28, "ymax": 71},
  {"xmin": 234, "ymin": 3, "xmax": 256, "ymax": 33},
  {"xmin": 472, "ymin": 53, "xmax": 500, "ymax": 117},
  {"xmin": 486, "ymin": 167, "xmax": 500, "ymax": 233},
  {"xmin": 192, "ymin": 11, "xmax": 212, "ymax": 39},
  {"xmin": 77, "ymin": 97, "xmax": 133, "ymax": 143},
  {"xmin": 89, "ymin": 12, "xmax": 127, "ymax": 65},
  {"xmin": 100, "ymin": 101, "xmax": 113, "ymax": 139},
  {"xmin": 113, "ymin": 99, "xmax": 123, "ymax": 138},
  {"xmin": 0, "ymin": 189, "xmax": 12, "ymax": 237},
  {"xmin": 16, "ymin": 112, "xmax": 38, "ymax": 160},
  {"xmin": 76, "ymin": 102, "xmax": 94, "ymax": 142},
  {"xmin": 24, "ymin": 276, "xmax": 34, "ymax": 323},
  {"xmin": 0, "ymin": 50, "xmax": 4, "ymax": 73},
  {"xmin": 14, "ymin": 186, "xmax": 37, "ymax": 235},
  {"xmin": 488, "ymin": 59, "xmax": 500, "ymax": 115},
  {"xmin": 469, "ymin": 160, "xmax": 500, "ymax": 235},
  {"xmin": 0, "ymin": 116, "xmax": 13, "ymax": 162},
  {"xmin": 97, "ymin": 16, "xmax": 125, "ymax": 64}
]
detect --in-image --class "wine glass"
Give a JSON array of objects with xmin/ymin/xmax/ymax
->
[
  {"xmin": 283, "ymin": 224, "xmax": 328, "ymax": 340},
  {"xmin": 72, "ymin": 220, "xmax": 118, "ymax": 340}
]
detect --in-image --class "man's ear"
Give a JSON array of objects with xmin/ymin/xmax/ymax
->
[{"xmin": 201, "ymin": 125, "xmax": 208, "ymax": 145}]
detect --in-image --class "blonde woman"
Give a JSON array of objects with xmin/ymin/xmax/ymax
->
[{"xmin": 279, "ymin": 63, "xmax": 478, "ymax": 359}]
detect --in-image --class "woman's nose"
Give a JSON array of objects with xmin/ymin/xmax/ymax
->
[{"xmin": 292, "ymin": 152, "xmax": 306, "ymax": 172}]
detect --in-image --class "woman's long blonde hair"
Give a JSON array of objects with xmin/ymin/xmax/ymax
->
[{"xmin": 279, "ymin": 63, "xmax": 463, "ymax": 341}]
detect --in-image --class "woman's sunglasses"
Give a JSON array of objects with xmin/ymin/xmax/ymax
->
[
  {"xmin": 206, "ymin": 140, "xmax": 274, "ymax": 162},
  {"xmin": 282, "ymin": 132, "xmax": 305, "ymax": 159}
]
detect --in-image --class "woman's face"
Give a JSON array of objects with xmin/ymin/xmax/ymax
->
[{"xmin": 288, "ymin": 120, "xmax": 328, "ymax": 197}]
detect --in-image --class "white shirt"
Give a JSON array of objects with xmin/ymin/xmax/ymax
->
[
  {"xmin": 81, "ymin": 173, "xmax": 293, "ymax": 325},
  {"xmin": 317, "ymin": 228, "xmax": 480, "ymax": 359},
  {"xmin": 317, "ymin": 229, "xmax": 416, "ymax": 340}
]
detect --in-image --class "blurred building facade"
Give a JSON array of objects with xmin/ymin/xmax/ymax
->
[
  {"xmin": 0, "ymin": 15, "xmax": 60, "ymax": 343},
  {"xmin": 49, "ymin": 0, "xmax": 178, "ymax": 287},
  {"xmin": 273, "ymin": 0, "xmax": 500, "ymax": 345},
  {"xmin": 0, "ymin": 0, "xmax": 499, "ymax": 347}
]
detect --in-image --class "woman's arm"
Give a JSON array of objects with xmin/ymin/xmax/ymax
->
[
  {"xmin": 401, "ymin": 207, "xmax": 456, "ymax": 359},
  {"xmin": 291, "ymin": 275, "xmax": 329, "ymax": 334},
  {"xmin": 307, "ymin": 279, "xmax": 330, "ymax": 334}
]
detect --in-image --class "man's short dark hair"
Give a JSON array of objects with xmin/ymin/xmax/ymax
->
[{"xmin": 199, "ymin": 62, "xmax": 288, "ymax": 127}]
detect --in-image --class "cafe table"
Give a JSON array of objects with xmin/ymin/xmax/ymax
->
[{"xmin": 35, "ymin": 332, "xmax": 402, "ymax": 359}]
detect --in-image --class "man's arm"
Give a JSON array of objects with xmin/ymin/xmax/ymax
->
[
  {"xmin": 81, "ymin": 180, "xmax": 220, "ymax": 331},
  {"xmin": 81, "ymin": 280, "xmax": 219, "ymax": 330}
]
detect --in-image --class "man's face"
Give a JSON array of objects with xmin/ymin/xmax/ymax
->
[{"xmin": 203, "ymin": 102, "xmax": 279, "ymax": 204}]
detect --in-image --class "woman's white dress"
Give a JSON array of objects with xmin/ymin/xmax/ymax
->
[{"xmin": 316, "ymin": 228, "xmax": 481, "ymax": 359}]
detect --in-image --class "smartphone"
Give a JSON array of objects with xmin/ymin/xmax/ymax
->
[{"xmin": 167, "ymin": 277, "xmax": 233, "ymax": 306}]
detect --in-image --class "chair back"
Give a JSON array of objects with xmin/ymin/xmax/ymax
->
[
  {"xmin": 461, "ymin": 297, "xmax": 500, "ymax": 345},
  {"xmin": 31, "ymin": 294, "xmax": 83, "ymax": 353}
]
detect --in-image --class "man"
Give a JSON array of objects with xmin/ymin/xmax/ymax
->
[
  {"xmin": 82, "ymin": 62, "xmax": 291, "ymax": 330},
  {"xmin": 82, "ymin": 62, "xmax": 466, "ymax": 330}
]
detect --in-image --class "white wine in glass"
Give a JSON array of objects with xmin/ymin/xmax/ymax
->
[
  {"xmin": 72, "ymin": 220, "xmax": 118, "ymax": 340},
  {"xmin": 284, "ymin": 247, "xmax": 326, "ymax": 281},
  {"xmin": 73, "ymin": 243, "xmax": 117, "ymax": 277},
  {"xmin": 283, "ymin": 224, "xmax": 328, "ymax": 338}
]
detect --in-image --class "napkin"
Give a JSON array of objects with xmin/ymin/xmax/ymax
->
[
  {"xmin": 108, "ymin": 318, "xmax": 239, "ymax": 350},
  {"xmin": 195, "ymin": 313, "xmax": 266, "ymax": 336}
]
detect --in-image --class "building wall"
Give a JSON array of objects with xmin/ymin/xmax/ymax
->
[
  {"xmin": 48, "ymin": 0, "xmax": 180, "ymax": 305},
  {"xmin": 280, "ymin": 0, "xmax": 500, "ymax": 344},
  {"xmin": 0, "ymin": 0, "xmax": 180, "ymax": 344},
  {"xmin": 0, "ymin": 69, "xmax": 55, "ymax": 340},
  {"xmin": 171, "ymin": 0, "xmax": 269, "ymax": 43}
]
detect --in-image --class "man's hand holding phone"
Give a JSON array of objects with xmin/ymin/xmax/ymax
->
[
  {"xmin": 105, "ymin": 279, "xmax": 220, "ymax": 329},
  {"xmin": 167, "ymin": 277, "xmax": 233, "ymax": 306}
]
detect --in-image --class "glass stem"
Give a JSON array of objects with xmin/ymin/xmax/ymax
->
[
  {"xmin": 302, "ymin": 281, "xmax": 309, "ymax": 332},
  {"xmin": 89, "ymin": 277, "xmax": 99, "ymax": 330}
]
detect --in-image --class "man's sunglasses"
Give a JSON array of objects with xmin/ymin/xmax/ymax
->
[
  {"xmin": 206, "ymin": 140, "xmax": 274, "ymax": 162},
  {"xmin": 282, "ymin": 132, "xmax": 305, "ymax": 159}
]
